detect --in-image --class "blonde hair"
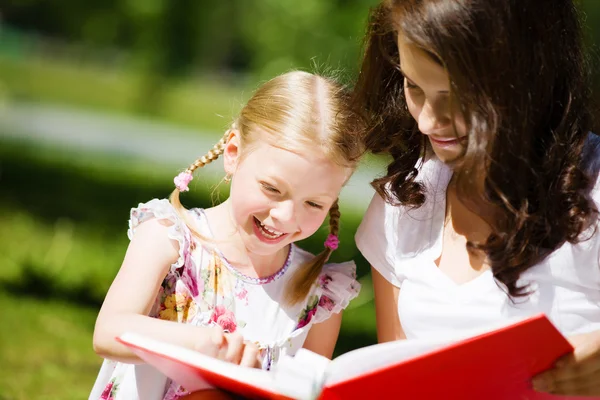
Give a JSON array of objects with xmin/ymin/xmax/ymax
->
[{"xmin": 170, "ymin": 70, "xmax": 365, "ymax": 304}]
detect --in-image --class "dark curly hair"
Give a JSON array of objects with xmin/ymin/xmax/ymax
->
[{"xmin": 353, "ymin": 0, "xmax": 598, "ymax": 297}]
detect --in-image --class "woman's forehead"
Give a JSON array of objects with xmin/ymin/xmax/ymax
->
[{"xmin": 398, "ymin": 34, "xmax": 448, "ymax": 85}]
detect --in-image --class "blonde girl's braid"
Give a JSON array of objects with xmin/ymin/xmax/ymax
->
[
  {"xmin": 169, "ymin": 131, "xmax": 230, "ymax": 238},
  {"xmin": 188, "ymin": 134, "xmax": 229, "ymax": 173},
  {"xmin": 285, "ymin": 200, "xmax": 341, "ymax": 305},
  {"xmin": 327, "ymin": 200, "xmax": 341, "ymax": 241}
]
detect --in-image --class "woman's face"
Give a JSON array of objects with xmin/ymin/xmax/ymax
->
[{"xmin": 398, "ymin": 34, "xmax": 468, "ymax": 163}]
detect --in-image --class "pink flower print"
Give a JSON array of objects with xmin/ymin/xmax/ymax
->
[
  {"xmin": 318, "ymin": 295, "xmax": 335, "ymax": 312},
  {"xmin": 235, "ymin": 287, "xmax": 249, "ymax": 305},
  {"xmin": 210, "ymin": 305, "xmax": 237, "ymax": 333},
  {"xmin": 100, "ymin": 380, "xmax": 116, "ymax": 400},
  {"xmin": 295, "ymin": 295, "xmax": 319, "ymax": 330},
  {"xmin": 296, "ymin": 307, "xmax": 317, "ymax": 329},
  {"xmin": 164, "ymin": 382, "xmax": 190, "ymax": 400},
  {"xmin": 182, "ymin": 259, "xmax": 202, "ymax": 297},
  {"xmin": 319, "ymin": 274, "xmax": 333, "ymax": 290}
]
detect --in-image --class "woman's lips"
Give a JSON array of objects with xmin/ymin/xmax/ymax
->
[{"xmin": 429, "ymin": 136, "xmax": 465, "ymax": 148}]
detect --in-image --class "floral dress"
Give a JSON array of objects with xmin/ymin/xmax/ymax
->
[{"xmin": 89, "ymin": 199, "xmax": 360, "ymax": 400}]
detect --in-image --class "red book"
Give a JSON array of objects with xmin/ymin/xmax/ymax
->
[{"xmin": 117, "ymin": 314, "xmax": 585, "ymax": 400}]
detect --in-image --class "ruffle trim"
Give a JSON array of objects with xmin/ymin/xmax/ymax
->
[
  {"xmin": 313, "ymin": 261, "xmax": 360, "ymax": 325},
  {"xmin": 261, "ymin": 260, "xmax": 361, "ymax": 350},
  {"xmin": 128, "ymin": 198, "xmax": 192, "ymax": 275}
]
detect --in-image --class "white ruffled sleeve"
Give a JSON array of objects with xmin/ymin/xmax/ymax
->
[
  {"xmin": 127, "ymin": 198, "xmax": 192, "ymax": 274},
  {"xmin": 312, "ymin": 261, "xmax": 361, "ymax": 324}
]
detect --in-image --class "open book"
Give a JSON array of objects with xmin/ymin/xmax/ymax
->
[{"xmin": 117, "ymin": 314, "xmax": 577, "ymax": 400}]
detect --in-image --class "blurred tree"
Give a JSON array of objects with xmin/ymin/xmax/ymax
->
[
  {"xmin": 1, "ymin": 0, "xmax": 378, "ymax": 77},
  {"xmin": 2, "ymin": 0, "xmax": 130, "ymax": 49},
  {"xmin": 236, "ymin": 0, "xmax": 375, "ymax": 82}
]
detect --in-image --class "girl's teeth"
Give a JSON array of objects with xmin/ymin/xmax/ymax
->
[{"xmin": 257, "ymin": 219, "xmax": 284, "ymax": 238}]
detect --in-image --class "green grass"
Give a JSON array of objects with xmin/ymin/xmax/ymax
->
[
  {"xmin": 0, "ymin": 292, "xmax": 100, "ymax": 399},
  {"xmin": 0, "ymin": 137, "xmax": 376, "ymax": 399}
]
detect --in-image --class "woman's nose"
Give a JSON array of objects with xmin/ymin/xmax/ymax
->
[{"xmin": 418, "ymin": 101, "xmax": 450, "ymax": 135}]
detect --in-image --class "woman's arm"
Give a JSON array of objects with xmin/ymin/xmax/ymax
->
[
  {"xmin": 372, "ymin": 266, "xmax": 406, "ymax": 342},
  {"xmin": 532, "ymin": 329, "xmax": 600, "ymax": 396},
  {"xmin": 302, "ymin": 311, "xmax": 343, "ymax": 359}
]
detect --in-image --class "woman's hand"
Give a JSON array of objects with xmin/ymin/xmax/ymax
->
[
  {"xmin": 195, "ymin": 325, "xmax": 261, "ymax": 368},
  {"xmin": 532, "ymin": 330, "xmax": 600, "ymax": 397}
]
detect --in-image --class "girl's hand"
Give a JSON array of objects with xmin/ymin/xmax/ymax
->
[
  {"xmin": 532, "ymin": 330, "xmax": 600, "ymax": 396},
  {"xmin": 196, "ymin": 325, "xmax": 261, "ymax": 368}
]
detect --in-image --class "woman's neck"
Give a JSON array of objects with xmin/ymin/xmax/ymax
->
[{"xmin": 445, "ymin": 182, "xmax": 492, "ymax": 245}]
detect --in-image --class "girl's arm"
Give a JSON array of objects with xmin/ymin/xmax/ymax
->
[
  {"xmin": 302, "ymin": 311, "xmax": 343, "ymax": 359},
  {"xmin": 372, "ymin": 266, "xmax": 406, "ymax": 342},
  {"xmin": 93, "ymin": 218, "xmax": 254, "ymax": 364}
]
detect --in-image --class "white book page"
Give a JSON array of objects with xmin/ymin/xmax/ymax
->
[
  {"xmin": 271, "ymin": 349, "xmax": 331, "ymax": 400},
  {"xmin": 120, "ymin": 332, "xmax": 278, "ymax": 393},
  {"xmin": 324, "ymin": 337, "xmax": 455, "ymax": 386}
]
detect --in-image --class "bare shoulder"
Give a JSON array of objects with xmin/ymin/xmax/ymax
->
[{"xmin": 130, "ymin": 216, "xmax": 178, "ymax": 245}]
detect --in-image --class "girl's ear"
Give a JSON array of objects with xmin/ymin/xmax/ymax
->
[{"xmin": 223, "ymin": 129, "xmax": 241, "ymax": 175}]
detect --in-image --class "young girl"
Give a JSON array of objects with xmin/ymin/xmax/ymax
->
[
  {"xmin": 354, "ymin": 0, "xmax": 600, "ymax": 397},
  {"xmin": 89, "ymin": 70, "xmax": 364, "ymax": 400}
]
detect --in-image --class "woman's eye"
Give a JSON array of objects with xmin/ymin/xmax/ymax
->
[
  {"xmin": 306, "ymin": 201, "xmax": 323, "ymax": 209},
  {"xmin": 405, "ymin": 80, "xmax": 420, "ymax": 90}
]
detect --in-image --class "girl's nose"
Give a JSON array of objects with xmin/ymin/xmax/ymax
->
[{"xmin": 270, "ymin": 199, "xmax": 296, "ymax": 228}]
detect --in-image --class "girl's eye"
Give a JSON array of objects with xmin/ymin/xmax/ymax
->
[
  {"xmin": 261, "ymin": 183, "xmax": 280, "ymax": 193},
  {"xmin": 306, "ymin": 201, "xmax": 323, "ymax": 210}
]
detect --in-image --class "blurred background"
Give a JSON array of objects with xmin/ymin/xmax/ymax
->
[{"xmin": 0, "ymin": 1, "xmax": 598, "ymax": 399}]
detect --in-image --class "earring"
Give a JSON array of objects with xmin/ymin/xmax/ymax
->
[{"xmin": 224, "ymin": 174, "xmax": 232, "ymax": 183}]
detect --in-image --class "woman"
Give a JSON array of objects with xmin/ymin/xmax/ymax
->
[{"xmin": 353, "ymin": 0, "xmax": 600, "ymax": 396}]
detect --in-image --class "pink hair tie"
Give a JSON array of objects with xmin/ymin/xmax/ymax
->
[
  {"xmin": 174, "ymin": 171, "xmax": 193, "ymax": 192},
  {"xmin": 324, "ymin": 234, "xmax": 339, "ymax": 250}
]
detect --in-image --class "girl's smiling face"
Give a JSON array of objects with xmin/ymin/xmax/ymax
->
[
  {"xmin": 398, "ymin": 34, "xmax": 468, "ymax": 163},
  {"xmin": 223, "ymin": 131, "xmax": 352, "ymax": 257}
]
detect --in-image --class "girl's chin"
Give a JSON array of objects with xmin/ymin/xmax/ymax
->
[{"xmin": 244, "ymin": 240, "xmax": 290, "ymax": 258}]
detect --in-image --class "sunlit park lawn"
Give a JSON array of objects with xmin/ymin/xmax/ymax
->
[{"xmin": 0, "ymin": 139, "xmax": 377, "ymax": 399}]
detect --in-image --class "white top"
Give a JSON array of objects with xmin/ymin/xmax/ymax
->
[
  {"xmin": 89, "ymin": 199, "xmax": 360, "ymax": 400},
  {"xmin": 356, "ymin": 155, "xmax": 600, "ymax": 340}
]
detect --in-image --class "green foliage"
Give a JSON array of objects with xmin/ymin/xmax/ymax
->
[{"xmin": 0, "ymin": 0, "xmax": 380, "ymax": 79}]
